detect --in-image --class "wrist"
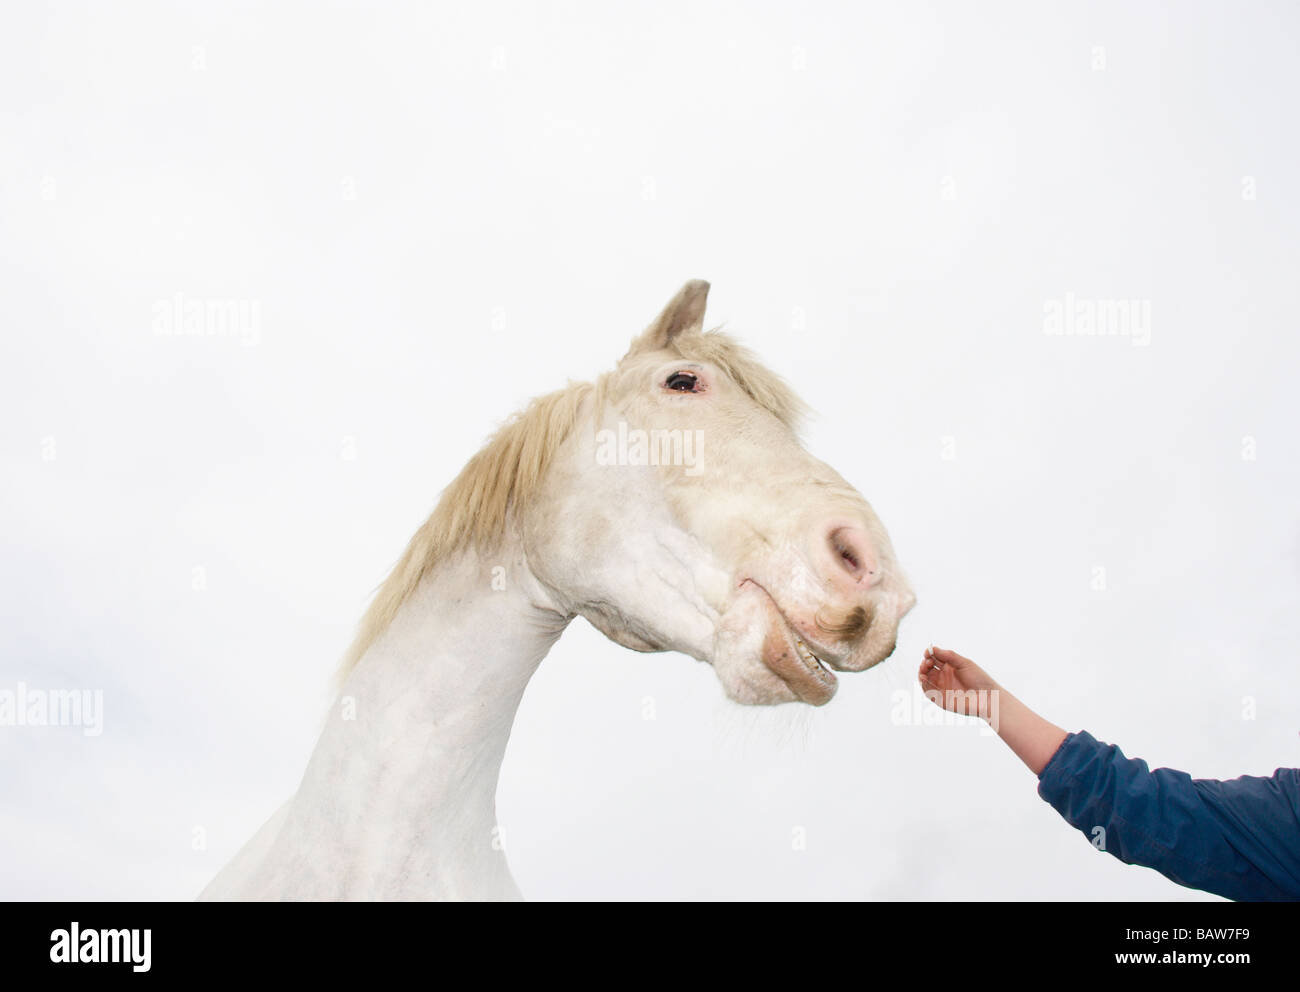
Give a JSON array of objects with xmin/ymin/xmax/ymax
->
[
  {"xmin": 978, "ymin": 682, "xmax": 1004, "ymax": 722},
  {"xmin": 983, "ymin": 686, "xmax": 1016, "ymax": 731}
]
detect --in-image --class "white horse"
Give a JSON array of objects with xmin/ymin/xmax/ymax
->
[{"xmin": 200, "ymin": 281, "xmax": 915, "ymax": 900}]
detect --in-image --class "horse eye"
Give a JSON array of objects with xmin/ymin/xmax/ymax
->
[{"xmin": 665, "ymin": 371, "xmax": 698, "ymax": 392}]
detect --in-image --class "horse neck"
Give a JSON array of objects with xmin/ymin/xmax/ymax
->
[{"xmin": 270, "ymin": 546, "xmax": 568, "ymax": 899}]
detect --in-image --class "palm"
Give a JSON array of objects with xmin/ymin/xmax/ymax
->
[{"xmin": 919, "ymin": 646, "xmax": 995, "ymax": 715}]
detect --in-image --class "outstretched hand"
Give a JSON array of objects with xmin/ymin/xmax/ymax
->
[
  {"xmin": 918, "ymin": 645, "xmax": 999, "ymax": 719},
  {"xmin": 919, "ymin": 644, "xmax": 1068, "ymax": 774}
]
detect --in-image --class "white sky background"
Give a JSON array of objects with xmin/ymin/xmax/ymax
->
[{"xmin": 2, "ymin": 1, "xmax": 1298, "ymax": 900}]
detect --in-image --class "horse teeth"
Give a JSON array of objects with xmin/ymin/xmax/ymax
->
[{"xmin": 793, "ymin": 635, "xmax": 824, "ymax": 672}]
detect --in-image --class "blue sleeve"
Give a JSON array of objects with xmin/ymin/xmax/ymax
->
[{"xmin": 1036, "ymin": 730, "xmax": 1300, "ymax": 901}]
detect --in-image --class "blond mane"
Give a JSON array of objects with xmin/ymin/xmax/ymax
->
[{"xmin": 336, "ymin": 328, "xmax": 806, "ymax": 681}]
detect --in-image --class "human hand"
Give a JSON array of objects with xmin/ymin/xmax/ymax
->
[{"xmin": 918, "ymin": 645, "xmax": 1000, "ymax": 720}]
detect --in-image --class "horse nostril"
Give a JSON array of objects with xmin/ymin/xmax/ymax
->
[{"xmin": 828, "ymin": 527, "xmax": 877, "ymax": 585}]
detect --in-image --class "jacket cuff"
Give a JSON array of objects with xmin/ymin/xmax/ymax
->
[{"xmin": 1037, "ymin": 729, "xmax": 1089, "ymax": 784}]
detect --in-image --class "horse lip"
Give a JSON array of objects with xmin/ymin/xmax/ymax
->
[
  {"xmin": 740, "ymin": 579, "xmax": 850, "ymax": 670},
  {"xmin": 768, "ymin": 619, "xmax": 837, "ymax": 705},
  {"xmin": 741, "ymin": 579, "xmax": 839, "ymax": 705}
]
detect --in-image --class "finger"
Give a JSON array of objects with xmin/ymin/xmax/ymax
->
[
  {"xmin": 919, "ymin": 678, "xmax": 945, "ymax": 703},
  {"xmin": 930, "ymin": 646, "xmax": 967, "ymax": 666}
]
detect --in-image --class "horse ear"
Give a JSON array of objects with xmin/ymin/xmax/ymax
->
[{"xmin": 628, "ymin": 279, "xmax": 710, "ymax": 354}]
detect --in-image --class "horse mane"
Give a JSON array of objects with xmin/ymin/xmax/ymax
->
[{"xmin": 336, "ymin": 328, "xmax": 806, "ymax": 682}]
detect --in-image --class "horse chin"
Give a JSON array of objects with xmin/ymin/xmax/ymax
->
[
  {"xmin": 765, "ymin": 628, "xmax": 838, "ymax": 705},
  {"xmin": 710, "ymin": 580, "xmax": 839, "ymax": 707},
  {"xmin": 752, "ymin": 585, "xmax": 838, "ymax": 706}
]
